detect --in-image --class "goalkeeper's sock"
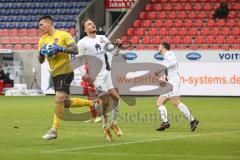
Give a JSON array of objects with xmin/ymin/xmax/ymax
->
[
  {"xmin": 158, "ymin": 105, "xmax": 168, "ymax": 122},
  {"xmin": 70, "ymin": 98, "xmax": 93, "ymax": 108},
  {"xmin": 112, "ymin": 100, "xmax": 120, "ymax": 125},
  {"xmin": 52, "ymin": 103, "xmax": 64, "ymax": 129},
  {"xmin": 177, "ymin": 103, "xmax": 194, "ymax": 122}
]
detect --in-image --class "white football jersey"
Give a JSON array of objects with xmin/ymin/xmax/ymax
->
[
  {"xmin": 77, "ymin": 35, "xmax": 112, "ymax": 80},
  {"xmin": 162, "ymin": 50, "xmax": 180, "ymax": 80}
]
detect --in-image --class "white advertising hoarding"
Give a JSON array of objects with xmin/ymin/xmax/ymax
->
[{"xmin": 41, "ymin": 50, "xmax": 240, "ymax": 96}]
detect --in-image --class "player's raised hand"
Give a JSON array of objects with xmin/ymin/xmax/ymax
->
[{"xmin": 113, "ymin": 39, "xmax": 123, "ymax": 48}]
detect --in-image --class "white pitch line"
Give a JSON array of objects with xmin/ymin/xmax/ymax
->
[
  {"xmin": 42, "ymin": 130, "xmax": 240, "ymax": 154},
  {"xmin": 52, "ymin": 152, "xmax": 240, "ymax": 159}
]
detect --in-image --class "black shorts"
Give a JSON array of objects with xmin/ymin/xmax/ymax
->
[{"xmin": 52, "ymin": 72, "xmax": 74, "ymax": 94}]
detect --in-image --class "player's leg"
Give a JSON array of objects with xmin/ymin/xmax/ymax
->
[
  {"xmin": 108, "ymin": 88, "xmax": 123, "ymax": 136},
  {"xmin": 170, "ymin": 96, "xmax": 199, "ymax": 131},
  {"xmin": 42, "ymin": 72, "xmax": 73, "ymax": 140},
  {"xmin": 42, "ymin": 91, "xmax": 67, "ymax": 140},
  {"xmin": 156, "ymin": 95, "xmax": 170, "ymax": 131},
  {"xmin": 99, "ymin": 93, "xmax": 113, "ymax": 141}
]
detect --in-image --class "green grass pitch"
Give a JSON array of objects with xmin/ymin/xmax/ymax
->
[{"xmin": 0, "ymin": 96, "xmax": 239, "ymax": 160}]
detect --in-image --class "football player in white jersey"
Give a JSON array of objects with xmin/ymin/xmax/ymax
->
[
  {"xmin": 77, "ymin": 18, "xmax": 123, "ymax": 141},
  {"xmin": 154, "ymin": 42, "xmax": 199, "ymax": 132}
]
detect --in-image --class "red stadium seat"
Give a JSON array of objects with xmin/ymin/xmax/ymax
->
[
  {"xmin": 18, "ymin": 29, "xmax": 27, "ymax": 36},
  {"xmin": 221, "ymin": 28, "xmax": 230, "ymax": 36},
  {"xmin": 194, "ymin": 19, "xmax": 203, "ymax": 27},
  {"xmin": 182, "ymin": 36, "xmax": 192, "ymax": 44},
  {"xmin": 27, "ymin": 28, "xmax": 37, "ymax": 36},
  {"xmin": 147, "ymin": 12, "xmax": 157, "ymax": 19},
  {"xmin": 158, "ymin": 28, "xmax": 167, "ymax": 36},
  {"xmin": 29, "ymin": 36, "xmax": 39, "ymax": 44},
  {"xmin": 174, "ymin": 3, "xmax": 182, "ymax": 11},
  {"xmin": 232, "ymin": 28, "xmax": 240, "ymax": 36},
  {"xmin": 235, "ymin": 37, "xmax": 240, "ymax": 44},
  {"xmin": 164, "ymin": 4, "xmax": 172, "ymax": 11},
  {"xmin": 178, "ymin": 11, "xmax": 186, "ymax": 19},
  {"xmin": 163, "ymin": 20, "xmax": 173, "ymax": 27},
  {"xmin": 20, "ymin": 36, "xmax": 30, "ymax": 44},
  {"xmin": 216, "ymin": 19, "xmax": 225, "ymax": 27},
  {"xmin": 153, "ymin": 4, "xmax": 162, "ymax": 11},
  {"xmin": 150, "ymin": 0, "xmax": 158, "ymax": 3},
  {"xmin": 142, "ymin": 36, "xmax": 151, "ymax": 44},
  {"xmin": 228, "ymin": 11, "xmax": 236, "ymax": 18},
  {"xmin": 163, "ymin": 36, "xmax": 171, "ymax": 43},
  {"xmin": 127, "ymin": 28, "xmax": 134, "ymax": 36},
  {"xmin": 178, "ymin": 28, "xmax": 187, "ymax": 36},
  {"xmin": 148, "ymin": 28, "xmax": 157, "ymax": 36},
  {"xmin": 130, "ymin": 36, "xmax": 139, "ymax": 44},
  {"xmin": 201, "ymin": 28, "xmax": 209, "ymax": 36},
  {"xmin": 188, "ymin": 28, "xmax": 198, "ymax": 36},
  {"xmin": 1, "ymin": 37, "xmax": 10, "ymax": 44},
  {"xmin": 205, "ymin": 36, "xmax": 214, "ymax": 44},
  {"xmin": 152, "ymin": 36, "xmax": 161, "ymax": 44},
  {"xmin": 190, "ymin": 0, "xmax": 197, "ymax": 2},
  {"xmin": 145, "ymin": 4, "xmax": 153, "ymax": 12},
  {"xmin": 22, "ymin": 44, "xmax": 33, "ymax": 50},
  {"xmin": 184, "ymin": 20, "xmax": 193, "ymax": 27},
  {"xmin": 232, "ymin": 3, "xmax": 240, "ymax": 11},
  {"xmin": 225, "ymin": 36, "xmax": 235, "ymax": 44},
  {"xmin": 188, "ymin": 11, "xmax": 196, "ymax": 19},
  {"xmin": 170, "ymin": 0, "xmax": 178, "ymax": 2},
  {"xmin": 168, "ymin": 12, "xmax": 176, "ymax": 19},
  {"xmin": 12, "ymin": 44, "xmax": 23, "ymax": 50},
  {"xmin": 193, "ymin": 3, "xmax": 202, "ymax": 10},
  {"xmin": 8, "ymin": 29, "xmax": 18, "ymax": 36},
  {"xmin": 121, "ymin": 36, "xmax": 128, "ymax": 42},
  {"xmin": 206, "ymin": 19, "xmax": 215, "ymax": 27},
  {"xmin": 195, "ymin": 36, "xmax": 204, "ymax": 44},
  {"xmin": 139, "ymin": 12, "xmax": 147, "ymax": 20},
  {"xmin": 10, "ymin": 36, "xmax": 20, "ymax": 44},
  {"xmin": 0, "ymin": 29, "xmax": 9, "ymax": 36},
  {"xmin": 226, "ymin": 19, "xmax": 235, "ymax": 27},
  {"xmin": 198, "ymin": 11, "xmax": 207, "ymax": 19},
  {"xmin": 215, "ymin": 37, "xmax": 225, "ymax": 44},
  {"xmin": 174, "ymin": 20, "xmax": 183, "ymax": 27},
  {"xmin": 211, "ymin": 27, "xmax": 220, "ymax": 35},
  {"xmin": 172, "ymin": 36, "xmax": 181, "ymax": 44},
  {"xmin": 133, "ymin": 20, "xmax": 141, "ymax": 28},
  {"xmin": 184, "ymin": 3, "xmax": 192, "ymax": 10},
  {"xmin": 142, "ymin": 20, "xmax": 152, "ymax": 27},
  {"xmin": 169, "ymin": 28, "xmax": 177, "ymax": 35},
  {"xmin": 158, "ymin": 12, "xmax": 167, "ymax": 19},
  {"xmin": 203, "ymin": 3, "xmax": 212, "ymax": 10},
  {"xmin": 154, "ymin": 20, "xmax": 162, "ymax": 27},
  {"xmin": 136, "ymin": 28, "xmax": 145, "ymax": 36}
]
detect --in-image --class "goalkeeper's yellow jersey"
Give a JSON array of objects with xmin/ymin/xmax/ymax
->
[{"xmin": 38, "ymin": 30, "xmax": 75, "ymax": 77}]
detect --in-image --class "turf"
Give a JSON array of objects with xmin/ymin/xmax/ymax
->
[{"xmin": 0, "ymin": 96, "xmax": 239, "ymax": 160}]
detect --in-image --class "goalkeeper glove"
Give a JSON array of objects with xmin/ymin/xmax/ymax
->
[
  {"xmin": 48, "ymin": 43, "xmax": 66, "ymax": 55},
  {"xmin": 39, "ymin": 45, "xmax": 48, "ymax": 56}
]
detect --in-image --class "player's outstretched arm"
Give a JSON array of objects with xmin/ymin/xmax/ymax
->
[{"xmin": 65, "ymin": 43, "xmax": 78, "ymax": 55}]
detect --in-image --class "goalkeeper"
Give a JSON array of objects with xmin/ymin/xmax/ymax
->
[{"xmin": 38, "ymin": 15, "xmax": 99, "ymax": 140}]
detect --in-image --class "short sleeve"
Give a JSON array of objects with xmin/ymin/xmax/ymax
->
[
  {"xmin": 76, "ymin": 40, "xmax": 85, "ymax": 57},
  {"xmin": 63, "ymin": 31, "xmax": 75, "ymax": 46}
]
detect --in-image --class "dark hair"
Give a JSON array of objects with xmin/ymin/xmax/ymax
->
[
  {"xmin": 81, "ymin": 18, "xmax": 91, "ymax": 31},
  {"xmin": 38, "ymin": 15, "xmax": 54, "ymax": 22},
  {"xmin": 161, "ymin": 42, "xmax": 170, "ymax": 50}
]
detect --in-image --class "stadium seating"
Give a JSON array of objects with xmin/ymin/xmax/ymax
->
[
  {"xmin": 0, "ymin": 0, "xmax": 91, "ymax": 50},
  {"xmin": 123, "ymin": 0, "xmax": 240, "ymax": 50}
]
